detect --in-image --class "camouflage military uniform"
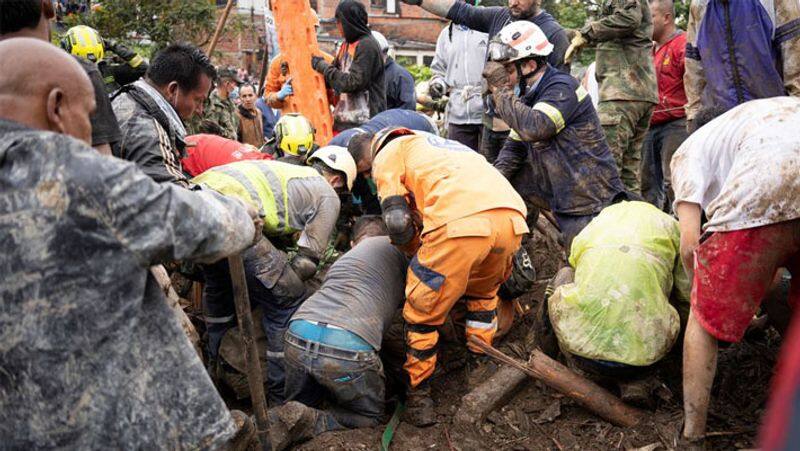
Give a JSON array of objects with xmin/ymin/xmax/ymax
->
[
  {"xmin": 0, "ymin": 119, "xmax": 255, "ymax": 449},
  {"xmin": 581, "ymin": 0, "xmax": 658, "ymax": 194},
  {"xmin": 186, "ymin": 91, "xmax": 239, "ymax": 140}
]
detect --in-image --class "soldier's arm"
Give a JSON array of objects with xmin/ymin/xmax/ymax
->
[
  {"xmin": 581, "ymin": 0, "xmax": 643, "ymax": 42},
  {"xmin": 683, "ymin": 1, "xmax": 706, "ymax": 121},
  {"xmin": 73, "ymin": 144, "xmax": 255, "ymax": 266},
  {"xmin": 775, "ymin": 0, "xmax": 800, "ymax": 96}
]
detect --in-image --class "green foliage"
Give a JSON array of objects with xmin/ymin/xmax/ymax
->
[
  {"xmin": 405, "ymin": 65, "xmax": 433, "ymax": 82},
  {"xmin": 61, "ymin": 0, "xmax": 227, "ymax": 52}
]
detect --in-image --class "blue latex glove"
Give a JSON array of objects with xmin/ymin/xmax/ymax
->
[{"xmin": 277, "ymin": 81, "xmax": 293, "ymax": 100}]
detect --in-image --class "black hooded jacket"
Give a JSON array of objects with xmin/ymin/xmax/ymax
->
[{"xmin": 321, "ymin": 0, "xmax": 386, "ymax": 121}]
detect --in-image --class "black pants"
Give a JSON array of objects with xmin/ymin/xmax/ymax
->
[
  {"xmin": 479, "ymin": 126, "xmax": 510, "ymax": 164},
  {"xmin": 447, "ymin": 123, "xmax": 482, "ymax": 152},
  {"xmin": 640, "ymin": 118, "xmax": 688, "ymax": 212}
]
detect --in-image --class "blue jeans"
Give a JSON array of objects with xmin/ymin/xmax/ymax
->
[
  {"xmin": 640, "ymin": 118, "xmax": 688, "ymax": 212},
  {"xmin": 283, "ymin": 330, "xmax": 385, "ymax": 432},
  {"xmin": 203, "ymin": 239, "xmax": 307, "ymax": 404}
]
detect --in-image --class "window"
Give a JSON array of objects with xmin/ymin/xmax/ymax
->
[
  {"xmin": 370, "ymin": 0, "xmax": 386, "ymax": 9},
  {"xmin": 386, "ymin": 0, "xmax": 397, "ymax": 14}
]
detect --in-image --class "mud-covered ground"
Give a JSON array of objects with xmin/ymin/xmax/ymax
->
[{"xmin": 204, "ymin": 224, "xmax": 781, "ymax": 451}]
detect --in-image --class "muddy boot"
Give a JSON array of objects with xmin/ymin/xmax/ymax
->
[
  {"xmin": 227, "ymin": 410, "xmax": 256, "ymax": 451},
  {"xmin": 267, "ymin": 401, "xmax": 319, "ymax": 451},
  {"xmin": 618, "ymin": 378, "xmax": 656, "ymax": 409},
  {"xmin": 404, "ymin": 383, "xmax": 437, "ymax": 427}
]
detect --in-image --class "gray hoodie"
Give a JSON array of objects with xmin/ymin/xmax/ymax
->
[{"xmin": 430, "ymin": 23, "xmax": 488, "ymax": 126}]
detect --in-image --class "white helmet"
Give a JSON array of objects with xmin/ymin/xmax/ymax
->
[
  {"xmin": 308, "ymin": 146, "xmax": 357, "ymax": 191},
  {"xmin": 371, "ymin": 30, "xmax": 390, "ymax": 53},
  {"xmin": 488, "ymin": 21, "xmax": 553, "ymax": 63}
]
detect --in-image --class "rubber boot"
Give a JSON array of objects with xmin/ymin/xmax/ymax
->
[
  {"xmin": 227, "ymin": 410, "xmax": 256, "ymax": 451},
  {"xmin": 404, "ymin": 383, "xmax": 437, "ymax": 427},
  {"xmin": 267, "ymin": 401, "xmax": 319, "ymax": 451}
]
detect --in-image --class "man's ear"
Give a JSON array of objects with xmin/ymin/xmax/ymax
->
[
  {"xmin": 46, "ymin": 88, "xmax": 67, "ymax": 135},
  {"xmin": 166, "ymin": 81, "xmax": 179, "ymax": 100}
]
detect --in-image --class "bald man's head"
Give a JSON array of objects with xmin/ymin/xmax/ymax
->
[
  {"xmin": 0, "ymin": 38, "xmax": 95, "ymax": 144},
  {"xmin": 649, "ymin": 0, "xmax": 676, "ymax": 43}
]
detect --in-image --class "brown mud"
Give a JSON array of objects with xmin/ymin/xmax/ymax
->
[{"xmin": 212, "ymin": 227, "xmax": 780, "ymax": 450}]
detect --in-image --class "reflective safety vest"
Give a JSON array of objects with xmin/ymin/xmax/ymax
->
[{"xmin": 192, "ymin": 160, "xmax": 321, "ymax": 236}]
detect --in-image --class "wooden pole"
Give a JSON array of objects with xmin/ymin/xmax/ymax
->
[
  {"xmin": 228, "ymin": 255, "xmax": 270, "ymax": 447},
  {"xmin": 257, "ymin": 40, "xmax": 270, "ymax": 97},
  {"xmin": 468, "ymin": 336, "xmax": 643, "ymax": 428},
  {"xmin": 207, "ymin": 0, "xmax": 236, "ymax": 58},
  {"xmin": 150, "ymin": 265, "xmax": 202, "ymax": 359}
]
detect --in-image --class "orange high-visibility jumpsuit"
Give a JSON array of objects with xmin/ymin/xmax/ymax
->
[
  {"xmin": 264, "ymin": 52, "xmax": 334, "ymax": 114},
  {"xmin": 373, "ymin": 133, "xmax": 529, "ymax": 388}
]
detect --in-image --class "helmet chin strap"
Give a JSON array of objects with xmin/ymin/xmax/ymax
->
[{"xmin": 514, "ymin": 60, "xmax": 546, "ymax": 96}]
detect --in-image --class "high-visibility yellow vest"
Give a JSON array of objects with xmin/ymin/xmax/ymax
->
[{"xmin": 192, "ymin": 160, "xmax": 322, "ymax": 236}]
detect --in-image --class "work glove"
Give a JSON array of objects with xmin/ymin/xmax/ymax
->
[
  {"xmin": 482, "ymin": 61, "xmax": 510, "ymax": 93},
  {"xmin": 311, "ymin": 55, "xmax": 328, "ymax": 73},
  {"xmin": 290, "ymin": 249, "xmax": 319, "ymax": 281},
  {"xmin": 277, "ymin": 80, "xmax": 293, "ymax": 100},
  {"xmin": 105, "ymin": 39, "xmax": 139, "ymax": 64},
  {"xmin": 564, "ymin": 31, "xmax": 588, "ymax": 64},
  {"xmin": 429, "ymin": 81, "xmax": 446, "ymax": 100},
  {"xmin": 381, "ymin": 195, "xmax": 416, "ymax": 246}
]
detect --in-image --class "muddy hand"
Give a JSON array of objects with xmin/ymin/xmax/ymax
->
[{"xmin": 482, "ymin": 61, "xmax": 510, "ymax": 93}]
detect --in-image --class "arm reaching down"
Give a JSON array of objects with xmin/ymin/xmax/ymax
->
[{"xmin": 80, "ymin": 152, "xmax": 256, "ymax": 266}]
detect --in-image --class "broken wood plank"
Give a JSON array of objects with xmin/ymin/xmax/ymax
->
[
  {"xmin": 456, "ymin": 363, "xmax": 530, "ymax": 426},
  {"xmin": 468, "ymin": 336, "xmax": 644, "ymax": 428}
]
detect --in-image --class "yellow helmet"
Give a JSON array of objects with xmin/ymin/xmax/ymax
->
[
  {"xmin": 274, "ymin": 113, "xmax": 315, "ymax": 157},
  {"xmin": 63, "ymin": 25, "xmax": 105, "ymax": 63}
]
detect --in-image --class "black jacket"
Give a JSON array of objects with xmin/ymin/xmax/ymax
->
[
  {"xmin": 323, "ymin": 0, "xmax": 386, "ymax": 119},
  {"xmin": 112, "ymin": 85, "xmax": 190, "ymax": 187}
]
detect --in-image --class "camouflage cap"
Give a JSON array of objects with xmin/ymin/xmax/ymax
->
[{"xmin": 217, "ymin": 67, "xmax": 243, "ymax": 84}]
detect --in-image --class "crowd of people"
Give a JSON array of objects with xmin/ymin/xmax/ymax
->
[{"xmin": 2, "ymin": 0, "xmax": 800, "ymax": 450}]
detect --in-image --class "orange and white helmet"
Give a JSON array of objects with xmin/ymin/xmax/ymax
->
[{"xmin": 488, "ymin": 21, "xmax": 553, "ymax": 63}]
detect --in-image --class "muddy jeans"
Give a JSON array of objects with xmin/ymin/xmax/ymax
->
[
  {"xmin": 640, "ymin": 118, "xmax": 688, "ymax": 212},
  {"xmin": 203, "ymin": 238, "xmax": 307, "ymax": 404},
  {"xmin": 283, "ymin": 331, "xmax": 386, "ymax": 432}
]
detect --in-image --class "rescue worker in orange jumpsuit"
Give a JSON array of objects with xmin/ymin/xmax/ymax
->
[{"xmin": 357, "ymin": 128, "xmax": 529, "ymax": 426}]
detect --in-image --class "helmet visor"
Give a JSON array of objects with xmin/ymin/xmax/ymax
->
[{"xmin": 487, "ymin": 40, "xmax": 517, "ymax": 62}]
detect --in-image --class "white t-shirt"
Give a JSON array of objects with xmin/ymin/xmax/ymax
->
[{"xmin": 671, "ymin": 96, "xmax": 800, "ymax": 232}]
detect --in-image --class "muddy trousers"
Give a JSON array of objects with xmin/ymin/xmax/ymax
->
[
  {"xmin": 598, "ymin": 100, "xmax": 654, "ymax": 194},
  {"xmin": 202, "ymin": 238, "xmax": 307, "ymax": 404},
  {"xmin": 403, "ymin": 209, "xmax": 527, "ymax": 388},
  {"xmin": 283, "ymin": 330, "xmax": 384, "ymax": 433}
]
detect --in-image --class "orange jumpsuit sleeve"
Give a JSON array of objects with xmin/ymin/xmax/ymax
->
[
  {"xmin": 373, "ymin": 143, "xmax": 410, "ymax": 202},
  {"xmin": 265, "ymin": 57, "xmax": 286, "ymax": 109}
]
